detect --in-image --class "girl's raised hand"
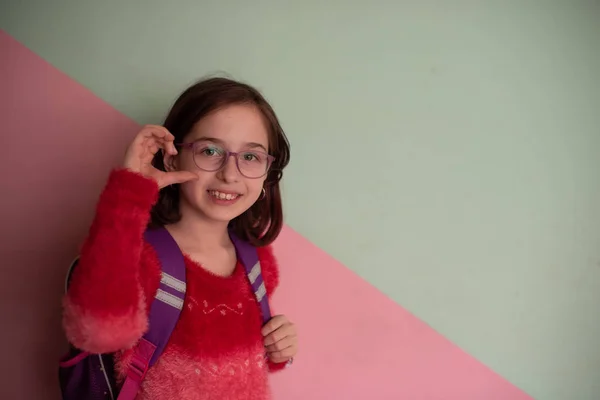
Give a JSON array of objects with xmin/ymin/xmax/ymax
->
[{"xmin": 123, "ymin": 125, "xmax": 198, "ymax": 189}]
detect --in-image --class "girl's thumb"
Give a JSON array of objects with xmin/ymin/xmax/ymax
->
[{"xmin": 162, "ymin": 171, "xmax": 199, "ymax": 187}]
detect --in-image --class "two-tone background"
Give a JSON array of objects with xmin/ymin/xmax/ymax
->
[{"xmin": 1, "ymin": 1, "xmax": 599, "ymax": 399}]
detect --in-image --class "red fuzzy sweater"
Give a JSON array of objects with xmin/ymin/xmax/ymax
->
[{"xmin": 62, "ymin": 169, "xmax": 285, "ymax": 400}]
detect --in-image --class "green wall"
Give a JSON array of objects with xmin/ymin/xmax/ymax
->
[{"xmin": 2, "ymin": 1, "xmax": 599, "ymax": 398}]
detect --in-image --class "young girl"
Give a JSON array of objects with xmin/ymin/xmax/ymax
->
[{"xmin": 62, "ymin": 77, "xmax": 298, "ymax": 399}]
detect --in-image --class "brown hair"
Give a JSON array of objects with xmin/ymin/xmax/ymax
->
[{"xmin": 149, "ymin": 77, "xmax": 291, "ymax": 246}]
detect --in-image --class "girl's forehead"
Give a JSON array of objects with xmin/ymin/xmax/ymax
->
[
  {"xmin": 188, "ymin": 104, "xmax": 269, "ymax": 148},
  {"xmin": 192, "ymin": 137, "xmax": 268, "ymax": 153}
]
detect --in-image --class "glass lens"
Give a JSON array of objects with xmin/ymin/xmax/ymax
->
[
  {"xmin": 237, "ymin": 150, "xmax": 269, "ymax": 178},
  {"xmin": 193, "ymin": 143, "xmax": 225, "ymax": 171}
]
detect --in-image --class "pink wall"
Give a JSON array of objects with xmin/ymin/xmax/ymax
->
[
  {"xmin": 1, "ymin": 31, "xmax": 139, "ymax": 399},
  {"xmin": 1, "ymin": 30, "xmax": 532, "ymax": 399}
]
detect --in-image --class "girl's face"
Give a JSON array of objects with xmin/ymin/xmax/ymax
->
[{"xmin": 167, "ymin": 104, "xmax": 271, "ymax": 224}]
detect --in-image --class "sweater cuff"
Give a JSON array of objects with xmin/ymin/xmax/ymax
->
[
  {"xmin": 102, "ymin": 168, "xmax": 159, "ymax": 209},
  {"xmin": 268, "ymin": 357, "xmax": 293, "ymax": 373}
]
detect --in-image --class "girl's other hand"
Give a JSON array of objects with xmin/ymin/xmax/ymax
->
[{"xmin": 262, "ymin": 315, "xmax": 298, "ymax": 364}]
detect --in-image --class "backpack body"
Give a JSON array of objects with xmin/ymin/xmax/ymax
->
[
  {"xmin": 59, "ymin": 351, "xmax": 116, "ymax": 400},
  {"xmin": 59, "ymin": 227, "xmax": 270, "ymax": 400}
]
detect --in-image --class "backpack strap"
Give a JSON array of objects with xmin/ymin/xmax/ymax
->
[
  {"xmin": 229, "ymin": 231, "xmax": 272, "ymax": 325},
  {"xmin": 118, "ymin": 227, "xmax": 186, "ymax": 400},
  {"xmin": 141, "ymin": 227, "xmax": 187, "ymax": 365}
]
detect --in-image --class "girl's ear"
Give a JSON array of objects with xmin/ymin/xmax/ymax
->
[{"xmin": 163, "ymin": 151, "xmax": 178, "ymax": 172}]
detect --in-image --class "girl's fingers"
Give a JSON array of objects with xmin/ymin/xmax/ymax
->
[
  {"xmin": 263, "ymin": 324, "xmax": 296, "ymax": 347},
  {"xmin": 267, "ymin": 346, "xmax": 296, "ymax": 363},
  {"xmin": 148, "ymin": 142, "xmax": 160, "ymax": 156},
  {"xmin": 141, "ymin": 134, "xmax": 177, "ymax": 157},
  {"xmin": 265, "ymin": 336, "xmax": 295, "ymax": 353},
  {"xmin": 162, "ymin": 138, "xmax": 178, "ymax": 155},
  {"xmin": 149, "ymin": 131, "xmax": 177, "ymax": 156},
  {"xmin": 143, "ymin": 125, "xmax": 172, "ymax": 139},
  {"xmin": 138, "ymin": 126, "xmax": 175, "ymax": 149}
]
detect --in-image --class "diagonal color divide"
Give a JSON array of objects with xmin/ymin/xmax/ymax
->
[
  {"xmin": 270, "ymin": 226, "xmax": 532, "ymax": 399},
  {"xmin": 1, "ymin": 30, "xmax": 532, "ymax": 399}
]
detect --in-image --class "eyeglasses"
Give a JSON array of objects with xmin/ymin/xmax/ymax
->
[{"xmin": 176, "ymin": 141, "xmax": 275, "ymax": 179}]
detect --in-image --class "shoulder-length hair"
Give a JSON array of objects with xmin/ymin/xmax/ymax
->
[{"xmin": 149, "ymin": 77, "xmax": 290, "ymax": 246}]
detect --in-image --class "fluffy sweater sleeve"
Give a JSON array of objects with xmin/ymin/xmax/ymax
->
[{"xmin": 62, "ymin": 169, "xmax": 161, "ymax": 353}]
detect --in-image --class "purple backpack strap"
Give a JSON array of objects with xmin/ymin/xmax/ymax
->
[
  {"xmin": 229, "ymin": 231, "xmax": 272, "ymax": 325},
  {"xmin": 117, "ymin": 227, "xmax": 186, "ymax": 400}
]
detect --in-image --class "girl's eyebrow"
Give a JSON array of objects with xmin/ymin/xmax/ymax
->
[{"xmin": 194, "ymin": 136, "xmax": 268, "ymax": 152}]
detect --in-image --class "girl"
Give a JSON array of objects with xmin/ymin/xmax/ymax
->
[{"xmin": 62, "ymin": 77, "xmax": 298, "ymax": 400}]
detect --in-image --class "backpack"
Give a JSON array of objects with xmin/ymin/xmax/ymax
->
[{"xmin": 58, "ymin": 227, "xmax": 272, "ymax": 400}]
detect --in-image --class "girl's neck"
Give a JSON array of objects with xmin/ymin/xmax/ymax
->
[{"xmin": 166, "ymin": 207, "xmax": 232, "ymax": 253}]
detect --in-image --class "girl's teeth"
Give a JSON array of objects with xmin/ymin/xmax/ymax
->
[{"xmin": 211, "ymin": 191, "xmax": 237, "ymax": 200}]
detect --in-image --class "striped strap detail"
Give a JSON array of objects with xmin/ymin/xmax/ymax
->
[
  {"xmin": 247, "ymin": 262, "xmax": 262, "ymax": 284},
  {"xmin": 160, "ymin": 271, "xmax": 186, "ymax": 293},
  {"xmin": 254, "ymin": 281, "xmax": 267, "ymax": 303},
  {"xmin": 155, "ymin": 289, "xmax": 184, "ymax": 310}
]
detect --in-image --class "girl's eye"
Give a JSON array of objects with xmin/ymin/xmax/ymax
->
[
  {"xmin": 241, "ymin": 152, "xmax": 265, "ymax": 163},
  {"xmin": 198, "ymin": 146, "xmax": 223, "ymax": 157}
]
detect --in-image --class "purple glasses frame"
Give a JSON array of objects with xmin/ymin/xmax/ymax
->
[{"xmin": 175, "ymin": 142, "xmax": 276, "ymax": 179}]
